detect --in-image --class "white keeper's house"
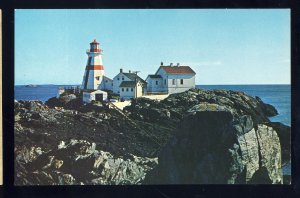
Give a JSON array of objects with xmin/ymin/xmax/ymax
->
[
  {"xmin": 146, "ymin": 62, "xmax": 196, "ymax": 94},
  {"xmin": 119, "ymin": 80, "xmax": 144, "ymax": 100},
  {"xmin": 112, "ymin": 69, "xmax": 147, "ymax": 95}
]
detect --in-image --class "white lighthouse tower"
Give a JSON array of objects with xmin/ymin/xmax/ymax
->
[{"xmin": 81, "ymin": 39, "xmax": 105, "ymax": 90}]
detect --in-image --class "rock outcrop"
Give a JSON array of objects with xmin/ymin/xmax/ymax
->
[
  {"xmin": 144, "ymin": 112, "xmax": 282, "ymax": 184},
  {"xmin": 15, "ymin": 88, "xmax": 290, "ymax": 185},
  {"xmin": 15, "ymin": 139, "xmax": 157, "ymax": 185}
]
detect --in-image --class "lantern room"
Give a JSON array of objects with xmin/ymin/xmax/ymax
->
[{"xmin": 89, "ymin": 39, "xmax": 101, "ymax": 53}]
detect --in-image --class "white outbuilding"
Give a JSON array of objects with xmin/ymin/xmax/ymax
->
[
  {"xmin": 82, "ymin": 90, "xmax": 108, "ymax": 103},
  {"xmin": 145, "ymin": 75, "xmax": 164, "ymax": 93},
  {"xmin": 112, "ymin": 69, "xmax": 147, "ymax": 94},
  {"xmin": 99, "ymin": 76, "xmax": 113, "ymax": 91},
  {"xmin": 119, "ymin": 80, "xmax": 143, "ymax": 100}
]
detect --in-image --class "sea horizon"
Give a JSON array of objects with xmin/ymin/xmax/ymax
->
[
  {"xmin": 14, "ymin": 84, "xmax": 291, "ymax": 126},
  {"xmin": 15, "ymin": 83, "xmax": 291, "ymax": 86}
]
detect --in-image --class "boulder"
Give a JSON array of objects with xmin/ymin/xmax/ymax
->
[
  {"xmin": 255, "ymin": 96, "xmax": 278, "ymax": 117},
  {"xmin": 64, "ymin": 97, "xmax": 84, "ymax": 110},
  {"xmin": 15, "ymin": 139, "xmax": 158, "ymax": 185},
  {"xmin": 45, "ymin": 97, "xmax": 64, "ymax": 108},
  {"xmin": 45, "ymin": 94, "xmax": 77, "ymax": 109},
  {"xmin": 144, "ymin": 109, "xmax": 283, "ymax": 184},
  {"xmin": 248, "ymin": 167, "xmax": 273, "ymax": 184},
  {"xmin": 60, "ymin": 94, "xmax": 77, "ymax": 103}
]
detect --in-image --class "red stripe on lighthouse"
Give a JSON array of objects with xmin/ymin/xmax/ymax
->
[{"xmin": 86, "ymin": 65, "xmax": 104, "ymax": 70}]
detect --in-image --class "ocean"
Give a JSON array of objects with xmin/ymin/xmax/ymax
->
[
  {"xmin": 14, "ymin": 84, "xmax": 291, "ymax": 175},
  {"xmin": 197, "ymin": 85, "xmax": 291, "ymax": 127},
  {"xmin": 14, "ymin": 84, "xmax": 291, "ymax": 126},
  {"xmin": 14, "ymin": 85, "xmax": 78, "ymax": 103}
]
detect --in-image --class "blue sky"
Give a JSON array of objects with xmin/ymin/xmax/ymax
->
[{"xmin": 15, "ymin": 9, "xmax": 290, "ymax": 85}]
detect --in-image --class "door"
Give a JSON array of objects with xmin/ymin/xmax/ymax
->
[{"xmin": 95, "ymin": 93, "xmax": 103, "ymax": 102}]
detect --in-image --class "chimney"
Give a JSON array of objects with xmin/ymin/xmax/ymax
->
[
  {"xmin": 161, "ymin": 61, "xmax": 163, "ymax": 66},
  {"xmin": 120, "ymin": 68, "xmax": 123, "ymax": 73},
  {"xmin": 177, "ymin": 63, "xmax": 180, "ymax": 67},
  {"xmin": 129, "ymin": 70, "xmax": 131, "ymax": 73},
  {"xmin": 170, "ymin": 63, "xmax": 173, "ymax": 67}
]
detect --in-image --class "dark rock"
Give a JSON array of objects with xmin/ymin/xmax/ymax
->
[
  {"xmin": 45, "ymin": 94, "xmax": 78, "ymax": 109},
  {"xmin": 265, "ymin": 122, "xmax": 291, "ymax": 164},
  {"xmin": 255, "ymin": 96, "xmax": 278, "ymax": 117},
  {"xmin": 15, "ymin": 139, "xmax": 158, "ymax": 185},
  {"xmin": 283, "ymin": 175, "xmax": 291, "ymax": 185},
  {"xmin": 45, "ymin": 97, "xmax": 64, "ymax": 108},
  {"xmin": 64, "ymin": 97, "xmax": 84, "ymax": 110},
  {"xmin": 145, "ymin": 111, "xmax": 237, "ymax": 184},
  {"xmin": 248, "ymin": 167, "xmax": 273, "ymax": 184},
  {"xmin": 144, "ymin": 107, "xmax": 283, "ymax": 184},
  {"xmin": 31, "ymin": 112, "xmax": 42, "ymax": 120},
  {"xmin": 232, "ymin": 115, "xmax": 254, "ymax": 136},
  {"xmin": 60, "ymin": 94, "xmax": 77, "ymax": 103},
  {"xmin": 15, "ymin": 88, "xmax": 288, "ymax": 185}
]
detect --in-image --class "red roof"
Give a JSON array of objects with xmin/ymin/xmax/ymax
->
[
  {"xmin": 160, "ymin": 66, "xmax": 196, "ymax": 74},
  {"xmin": 90, "ymin": 39, "xmax": 99, "ymax": 44}
]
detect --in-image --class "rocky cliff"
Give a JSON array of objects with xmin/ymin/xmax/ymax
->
[{"xmin": 14, "ymin": 88, "xmax": 290, "ymax": 185}]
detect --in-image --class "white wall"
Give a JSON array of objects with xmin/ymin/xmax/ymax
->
[
  {"xmin": 86, "ymin": 53, "xmax": 104, "ymax": 69},
  {"xmin": 146, "ymin": 78, "xmax": 164, "ymax": 93},
  {"xmin": 167, "ymin": 74, "xmax": 195, "ymax": 94},
  {"xmin": 83, "ymin": 91, "xmax": 108, "ymax": 103},
  {"xmin": 119, "ymin": 82, "xmax": 143, "ymax": 100},
  {"xmin": 83, "ymin": 92, "xmax": 93, "ymax": 103},
  {"xmin": 100, "ymin": 77, "xmax": 113, "ymax": 91},
  {"xmin": 84, "ymin": 70, "xmax": 104, "ymax": 90},
  {"xmin": 119, "ymin": 86, "xmax": 135, "ymax": 100},
  {"xmin": 81, "ymin": 52, "xmax": 105, "ymax": 90},
  {"xmin": 156, "ymin": 69, "xmax": 168, "ymax": 92},
  {"xmin": 156, "ymin": 68, "xmax": 195, "ymax": 94},
  {"xmin": 136, "ymin": 83, "xmax": 143, "ymax": 97},
  {"xmin": 112, "ymin": 73, "xmax": 131, "ymax": 94}
]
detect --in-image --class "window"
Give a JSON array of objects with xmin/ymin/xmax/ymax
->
[
  {"xmin": 126, "ymin": 88, "xmax": 129, "ymax": 92},
  {"xmin": 117, "ymin": 78, "xmax": 119, "ymax": 80},
  {"xmin": 131, "ymin": 88, "xmax": 133, "ymax": 92},
  {"xmin": 122, "ymin": 88, "xmax": 124, "ymax": 92},
  {"xmin": 95, "ymin": 76, "xmax": 100, "ymax": 80},
  {"xmin": 122, "ymin": 77, "xmax": 124, "ymax": 81},
  {"xmin": 172, "ymin": 79, "xmax": 175, "ymax": 85},
  {"xmin": 180, "ymin": 79, "xmax": 183, "ymax": 84},
  {"xmin": 112, "ymin": 83, "xmax": 113, "ymax": 86},
  {"xmin": 105, "ymin": 80, "xmax": 108, "ymax": 83},
  {"xmin": 156, "ymin": 81, "xmax": 158, "ymax": 85},
  {"xmin": 164, "ymin": 79, "xmax": 166, "ymax": 85}
]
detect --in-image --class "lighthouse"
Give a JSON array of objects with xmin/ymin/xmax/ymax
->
[{"xmin": 81, "ymin": 39, "xmax": 105, "ymax": 90}]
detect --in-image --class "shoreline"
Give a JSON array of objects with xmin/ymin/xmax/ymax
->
[{"xmin": 14, "ymin": 88, "xmax": 291, "ymax": 184}]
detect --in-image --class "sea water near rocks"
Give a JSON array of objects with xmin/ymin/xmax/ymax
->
[
  {"xmin": 198, "ymin": 85, "xmax": 291, "ymax": 176},
  {"xmin": 14, "ymin": 84, "xmax": 291, "ymax": 175},
  {"xmin": 14, "ymin": 85, "xmax": 78, "ymax": 103},
  {"xmin": 15, "ymin": 84, "xmax": 291, "ymax": 126},
  {"xmin": 197, "ymin": 85, "xmax": 291, "ymax": 127}
]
